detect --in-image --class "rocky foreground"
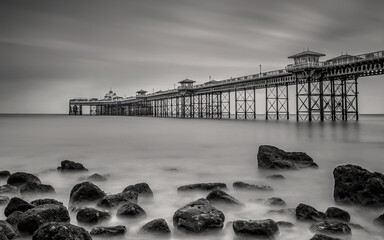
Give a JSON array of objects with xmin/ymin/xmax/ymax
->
[{"xmin": 0, "ymin": 146, "xmax": 383, "ymax": 240}]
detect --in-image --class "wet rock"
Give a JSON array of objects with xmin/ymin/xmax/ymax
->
[
  {"xmin": 7, "ymin": 172, "xmax": 41, "ymax": 187},
  {"xmin": 0, "ymin": 196, "xmax": 9, "ymax": 205},
  {"xmin": 123, "ymin": 182, "xmax": 153, "ymax": 198},
  {"xmin": 296, "ymin": 203, "xmax": 326, "ymax": 222},
  {"xmin": 276, "ymin": 221, "xmax": 294, "ymax": 228},
  {"xmin": 32, "ymin": 222, "xmax": 91, "ymax": 240},
  {"xmin": 310, "ymin": 220, "xmax": 351, "ymax": 237},
  {"xmin": 0, "ymin": 185, "xmax": 18, "ymax": 194},
  {"xmin": 20, "ymin": 182, "xmax": 55, "ymax": 196},
  {"xmin": 206, "ymin": 190, "xmax": 242, "ymax": 206},
  {"xmin": 97, "ymin": 191, "xmax": 138, "ymax": 208},
  {"xmin": 373, "ymin": 213, "xmax": 384, "ymax": 227},
  {"xmin": 266, "ymin": 174, "xmax": 285, "ymax": 180},
  {"xmin": 84, "ymin": 173, "xmax": 107, "ymax": 182},
  {"xmin": 18, "ymin": 204, "xmax": 70, "ymax": 235},
  {"xmin": 0, "ymin": 233, "xmax": 7, "ymax": 240},
  {"xmin": 5, "ymin": 211, "xmax": 23, "ymax": 229},
  {"xmin": 233, "ymin": 181, "xmax": 273, "ymax": 191},
  {"xmin": 0, "ymin": 171, "xmax": 11, "ymax": 179},
  {"xmin": 173, "ymin": 198, "xmax": 225, "ymax": 233},
  {"xmin": 30, "ymin": 198, "xmax": 63, "ymax": 206},
  {"xmin": 333, "ymin": 164, "xmax": 384, "ymax": 206},
  {"xmin": 268, "ymin": 208, "xmax": 295, "ymax": 216},
  {"xmin": 69, "ymin": 181, "xmax": 106, "ymax": 205},
  {"xmin": 257, "ymin": 145, "xmax": 318, "ymax": 169},
  {"xmin": 177, "ymin": 183, "xmax": 227, "ymax": 192},
  {"xmin": 76, "ymin": 208, "xmax": 110, "ymax": 225},
  {"xmin": 348, "ymin": 223, "xmax": 365, "ymax": 231},
  {"xmin": 90, "ymin": 225, "xmax": 126, "ymax": 236},
  {"xmin": 0, "ymin": 221, "xmax": 17, "ymax": 239},
  {"xmin": 57, "ymin": 160, "xmax": 88, "ymax": 171},
  {"xmin": 117, "ymin": 202, "xmax": 146, "ymax": 218},
  {"xmin": 325, "ymin": 207, "xmax": 350, "ymax": 222},
  {"xmin": 139, "ymin": 218, "xmax": 171, "ymax": 235},
  {"xmin": 265, "ymin": 197, "xmax": 286, "ymax": 207},
  {"xmin": 310, "ymin": 234, "xmax": 342, "ymax": 240},
  {"xmin": 233, "ymin": 219, "xmax": 279, "ymax": 238},
  {"xmin": 4, "ymin": 197, "xmax": 34, "ymax": 217}
]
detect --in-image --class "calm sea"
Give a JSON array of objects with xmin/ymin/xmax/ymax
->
[{"xmin": 0, "ymin": 114, "xmax": 383, "ymax": 240}]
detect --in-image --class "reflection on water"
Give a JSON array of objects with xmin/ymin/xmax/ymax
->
[{"xmin": 0, "ymin": 114, "xmax": 383, "ymax": 240}]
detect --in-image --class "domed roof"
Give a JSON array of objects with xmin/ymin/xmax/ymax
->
[{"xmin": 104, "ymin": 89, "xmax": 121, "ymax": 100}]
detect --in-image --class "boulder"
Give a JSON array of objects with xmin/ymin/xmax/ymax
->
[
  {"xmin": 0, "ymin": 233, "xmax": 7, "ymax": 240},
  {"xmin": 233, "ymin": 181, "xmax": 273, "ymax": 191},
  {"xmin": 57, "ymin": 160, "xmax": 88, "ymax": 171},
  {"xmin": 233, "ymin": 219, "xmax": 279, "ymax": 238},
  {"xmin": 4, "ymin": 197, "xmax": 34, "ymax": 217},
  {"xmin": 30, "ymin": 198, "xmax": 63, "ymax": 206},
  {"xmin": 296, "ymin": 203, "xmax": 326, "ymax": 221},
  {"xmin": 117, "ymin": 202, "xmax": 146, "ymax": 218},
  {"xmin": 7, "ymin": 172, "xmax": 41, "ymax": 187},
  {"xmin": 310, "ymin": 220, "xmax": 351, "ymax": 237},
  {"xmin": 265, "ymin": 197, "xmax": 286, "ymax": 207},
  {"xmin": 0, "ymin": 185, "xmax": 18, "ymax": 194},
  {"xmin": 325, "ymin": 207, "xmax": 350, "ymax": 222},
  {"xmin": 0, "ymin": 171, "xmax": 11, "ymax": 179},
  {"xmin": 69, "ymin": 181, "xmax": 106, "ymax": 205},
  {"xmin": 206, "ymin": 190, "xmax": 242, "ymax": 206},
  {"xmin": 17, "ymin": 204, "xmax": 70, "ymax": 235},
  {"xmin": 139, "ymin": 218, "xmax": 171, "ymax": 235},
  {"xmin": 85, "ymin": 173, "xmax": 107, "ymax": 182},
  {"xmin": 276, "ymin": 221, "xmax": 294, "ymax": 228},
  {"xmin": 373, "ymin": 213, "xmax": 384, "ymax": 227},
  {"xmin": 0, "ymin": 221, "xmax": 17, "ymax": 239},
  {"xmin": 177, "ymin": 183, "xmax": 227, "ymax": 192},
  {"xmin": 97, "ymin": 191, "xmax": 138, "ymax": 208},
  {"xmin": 5, "ymin": 211, "xmax": 23, "ymax": 229},
  {"xmin": 173, "ymin": 198, "xmax": 225, "ymax": 233},
  {"xmin": 266, "ymin": 174, "xmax": 285, "ymax": 180},
  {"xmin": 32, "ymin": 222, "xmax": 91, "ymax": 240},
  {"xmin": 257, "ymin": 145, "xmax": 318, "ymax": 169},
  {"xmin": 123, "ymin": 182, "xmax": 153, "ymax": 198},
  {"xmin": 76, "ymin": 208, "xmax": 110, "ymax": 224},
  {"xmin": 90, "ymin": 225, "xmax": 126, "ymax": 236},
  {"xmin": 0, "ymin": 196, "xmax": 9, "ymax": 205},
  {"xmin": 333, "ymin": 164, "xmax": 384, "ymax": 206},
  {"xmin": 20, "ymin": 182, "xmax": 55, "ymax": 196},
  {"xmin": 310, "ymin": 234, "xmax": 342, "ymax": 240}
]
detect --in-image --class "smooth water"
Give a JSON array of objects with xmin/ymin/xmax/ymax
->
[{"xmin": 0, "ymin": 114, "xmax": 383, "ymax": 240}]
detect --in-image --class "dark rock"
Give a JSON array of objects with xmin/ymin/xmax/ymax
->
[
  {"xmin": 0, "ymin": 196, "xmax": 9, "ymax": 205},
  {"xmin": 268, "ymin": 208, "xmax": 295, "ymax": 216},
  {"xmin": 310, "ymin": 220, "xmax": 351, "ymax": 237},
  {"xmin": 233, "ymin": 181, "xmax": 273, "ymax": 191},
  {"xmin": 32, "ymin": 222, "xmax": 91, "ymax": 240},
  {"xmin": 90, "ymin": 225, "xmax": 126, "ymax": 236},
  {"xmin": 173, "ymin": 198, "xmax": 225, "ymax": 233},
  {"xmin": 0, "ymin": 233, "xmax": 7, "ymax": 240},
  {"xmin": 296, "ymin": 203, "xmax": 326, "ymax": 222},
  {"xmin": 233, "ymin": 219, "xmax": 279, "ymax": 238},
  {"xmin": 325, "ymin": 207, "xmax": 350, "ymax": 222},
  {"xmin": 206, "ymin": 190, "xmax": 242, "ymax": 206},
  {"xmin": 0, "ymin": 171, "xmax": 10, "ymax": 179},
  {"xmin": 69, "ymin": 181, "xmax": 106, "ymax": 205},
  {"xmin": 276, "ymin": 221, "xmax": 294, "ymax": 228},
  {"xmin": 310, "ymin": 234, "xmax": 342, "ymax": 240},
  {"xmin": 266, "ymin": 174, "xmax": 285, "ymax": 180},
  {"xmin": 265, "ymin": 197, "xmax": 286, "ymax": 207},
  {"xmin": 257, "ymin": 145, "xmax": 318, "ymax": 169},
  {"xmin": 139, "ymin": 218, "xmax": 171, "ymax": 235},
  {"xmin": 5, "ymin": 211, "xmax": 23, "ymax": 229},
  {"xmin": 0, "ymin": 185, "xmax": 18, "ymax": 194},
  {"xmin": 30, "ymin": 198, "xmax": 63, "ymax": 206},
  {"xmin": 57, "ymin": 160, "xmax": 88, "ymax": 171},
  {"xmin": 85, "ymin": 173, "xmax": 107, "ymax": 182},
  {"xmin": 76, "ymin": 208, "xmax": 110, "ymax": 225},
  {"xmin": 373, "ymin": 213, "xmax": 384, "ymax": 227},
  {"xmin": 97, "ymin": 191, "xmax": 138, "ymax": 208},
  {"xmin": 123, "ymin": 182, "xmax": 153, "ymax": 198},
  {"xmin": 348, "ymin": 223, "xmax": 365, "ymax": 231},
  {"xmin": 20, "ymin": 182, "xmax": 55, "ymax": 196},
  {"xmin": 333, "ymin": 164, "xmax": 384, "ymax": 206},
  {"xmin": 0, "ymin": 221, "xmax": 17, "ymax": 239},
  {"xmin": 7, "ymin": 172, "xmax": 41, "ymax": 187},
  {"xmin": 177, "ymin": 183, "xmax": 227, "ymax": 192},
  {"xmin": 18, "ymin": 204, "xmax": 70, "ymax": 235},
  {"xmin": 4, "ymin": 197, "xmax": 34, "ymax": 217},
  {"xmin": 117, "ymin": 202, "xmax": 146, "ymax": 218}
]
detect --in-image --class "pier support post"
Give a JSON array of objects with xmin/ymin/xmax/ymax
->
[
  {"xmin": 222, "ymin": 91, "xmax": 230, "ymax": 119},
  {"xmin": 266, "ymin": 84, "xmax": 288, "ymax": 120}
]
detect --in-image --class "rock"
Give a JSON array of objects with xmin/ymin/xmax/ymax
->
[
  {"xmin": 97, "ymin": 191, "xmax": 138, "ymax": 208},
  {"xmin": 0, "ymin": 221, "xmax": 17, "ymax": 239},
  {"xmin": 333, "ymin": 164, "xmax": 384, "ymax": 206},
  {"xmin": 206, "ymin": 190, "xmax": 242, "ymax": 206},
  {"xmin": 17, "ymin": 204, "xmax": 70, "ymax": 235},
  {"xmin": 268, "ymin": 208, "xmax": 295, "ymax": 216},
  {"xmin": 7, "ymin": 172, "xmax": 41, "ymax": 187},
  {"xmin": 373, "ymin": 213, "xmax": 384, "ymax": 227},
  {"xmin": 85, "ymin": 173, "xmax": 107, "ymax": 182},
  {"xmin": 0, "ymin": 185, "xmax": 18, "ymax": 194},
  {"xmin": 296, "ymin": 203, "xmax": 326, "ymax": 221},
  {"xmin": 139, "ymin": 218, "xmax": 171, "ymax": 235},
  {"xmin": 325, "ymin": 207, "xmax": 350, "ymax": 222},
  {"xmin": 257, "ymin": 145, "xmax": 318, "ymax": 169},
  {"xmin": 20, "ymin": 182, "xmax": 55, "ymax": 196},
  {"xmin": 173, "ymin": 198, "xmax": 225, "ymax": 233},
  {"xmin": 0, "ymin": 196, "xmax": 9, "ymax": 205},
  {"xmin": 266, "ymin": 174, "xmax": 285, "ymax": 180},
  {"xmin": 57, "ymin": 160, "xmax": 88, "ymax": 171},
  {"xmin": 233, "ymin": 219, "xmax": 279, "ymax": 238},
  {"xmin": 0, "ymin": 233, "xmax": 7, "ymax": 240},
  {"xmin": 123, "ymin": 182, "xmax": 153, "ymax": 198},
  {"xmin": 69, "ymin": 181, "xmax": 106, "ymax": 205},
  {"xmin": 276, "ymin": 221, "xmax": 294, "ymax": 228},
  {"xmin": 76, "ymin": 208, "xmax": 110, "ymax": 224},
  {"xmin": 5, "ymin": 211, "xmax": 23, "ymax": 229},
  {"xmin": 32, "ymin": 222, "xmax": 91, "ymax": 240},
  {"xmin": 0, "ymin": 171, "xmax": 11, "ymax": 179},
  {"xmin": 90, "ymin": 225, "xmax": 126, "ymax": 236},
  {"xmin": 233, "ymin": 181, "xmax": 273, "ymax": 191},
  {"xmin": 310, "ymin": 220, "xmax": 351, "ymax": 237},
  {"xmin": 177, "ymin": 183, "xmax": 227, "ymax": 192},
  {"xmin": 117, "ymin": 202, "xmax": 146, "ymax": 218},
  {"xmin": 310, "ymin": 234, "xmax": 342, "ymax": 240},
  {"xmin": 265, "ymin": 197, "xmax": 286, "ymax": 207},
  {"xmin": 4, "ymin": 197, "xmax": 34, "ymax": 217},
  {"xmin": 30, "ymin": 198, "xmax": 63, "ymax": 206}
]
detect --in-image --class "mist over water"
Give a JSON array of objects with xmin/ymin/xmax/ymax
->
[{"xmin": 0, "ymin": 114, "xmax": 383, "ymax": 240}]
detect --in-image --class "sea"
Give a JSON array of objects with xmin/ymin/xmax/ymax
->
[{"xmin": 0, "ymin": 114, "xmax": 383, "ymax": 240}]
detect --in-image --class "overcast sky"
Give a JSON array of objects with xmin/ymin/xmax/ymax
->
[{"xmin": 0, "ymin": 0, "xmax": 383, "ymax": 113}]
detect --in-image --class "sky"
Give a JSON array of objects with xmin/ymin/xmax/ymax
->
[{"xmin": 0, "ymin": 0, "xmax": 383, "ymax": 114}]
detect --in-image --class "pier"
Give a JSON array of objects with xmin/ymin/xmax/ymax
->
[{"xmin": 69, "ymin": 49, "xmax": 384, "ymax": 121}]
